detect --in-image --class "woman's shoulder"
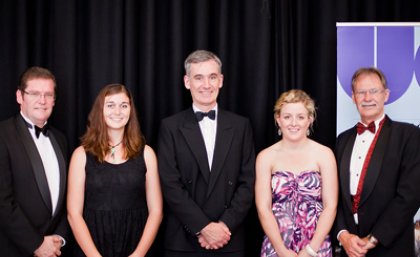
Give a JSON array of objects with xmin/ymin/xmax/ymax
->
[
  {"xmin": 71, "ymin": 145, "xmax": 87, "ymax": 158},
  {"xmin": 143, "ymin": 144, "xmax": 157, "ymax": 161},
  {"xmin": 308, "ymin": 139, "xmax": 333, "ymax": 154},
  {"xmin": 143, "ymin": 144, "xmax": 155, "ymax": 154},
  {"xmin": 257, "ymin": 143, "xmax": 281, "ymax": 161},
  {"xmin": 69, "ymin": 146, "xmax": 88, "ymax": 170},
  {"xmin": 308, "ymin": 140, "xmax": 335, "ymax": 164}
]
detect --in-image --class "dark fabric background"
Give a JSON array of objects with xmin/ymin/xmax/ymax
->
[{"xmin": 1, "ymin": 0, "xmax": 419, "ymax": 256}]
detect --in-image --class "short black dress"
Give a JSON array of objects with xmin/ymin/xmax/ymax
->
[{"xmin": 73, "ymin": 152, "xmax": 148, "ymax": 257}]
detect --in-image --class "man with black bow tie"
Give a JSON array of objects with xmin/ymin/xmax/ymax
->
[
  {"xmin": 158, "ymin": 50, "xmax": 255, "ymax": 257},
  {"xmin": 335, "ymin": 67, "xmax": 420, "ymax": 257},
  {"xmin": 0, "ymin": 67, "xmax": 70, "ymax": 257}
]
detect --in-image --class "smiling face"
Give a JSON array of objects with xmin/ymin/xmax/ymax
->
[
  {"xmin": 103, "ymin": 92, "xmax": 131, "ymax": 131},
  {"xmin": 352, "ymin": 73, "xmax": 389, "ymax": 124},
  {"xmin": 276, "ymin": 102, "xmax": 313, "ymax": 141},
  {"xmin": 184, "ymin": 59, "xmax": 223, "ymax": 111},
  {"xmin": 16, "ymin": 78, "xmax": 55, "ymax": 127}
]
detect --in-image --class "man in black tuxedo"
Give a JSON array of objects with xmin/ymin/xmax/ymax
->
[
  {"xmin": 0, "ymin": 67, "xmax": 69, "ymax": 257},
  {"xmin": 335, "ymin": 67, "xmax": 420, "ymax": 257},
  {"xmin": 158, "ymin": 50, "xmax": 255, "ymax": 257}
]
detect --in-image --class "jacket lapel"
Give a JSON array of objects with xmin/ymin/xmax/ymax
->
[
  {"xmin": 15, "ymin": 115, "xmax": 52, "ymax": 213},
  {"xmin": 340, "ymin": 129, "xmax": 357, "ymax": 213},
  {"xmin": 180, "ymin": 109, "xmax": 211, "ymax": 183},
  {"xmin": 359, "ymin": 117, "xmax": 391, "ymax": 206},
  {"xmin": 207, "ymin": 110, "xmax": 233, "ymax": 197},
  {"xmin": 48, "ymin": 132, "xmax": 66, "ymax": 216}
]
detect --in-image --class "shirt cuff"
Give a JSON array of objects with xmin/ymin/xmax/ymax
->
[
  {"xmin": 55, "ymin": 235, "xmax": 66, "ymax": 247},
  {"xmin": 337, "ymin": 229, "xmax": 348, "ymax": 245}
]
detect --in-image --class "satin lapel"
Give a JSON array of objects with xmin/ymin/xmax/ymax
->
[
  {"xmin": 48, "ymin": 132, "xmax": 66, "ymax": 216},
  {"xmin": 359, "ymin": 118, "xmax": 391, "ymax": 206},
  {"xmin": 15, "ymin": 116, "xmax": 52, "ymax": 213},
  {"xmin": 180, "ymin": 110, "xmax": 211, "ymax": 183},
  {"xmin": 207, "ymin": 110, "xmax": 233, "ymax": 197},
  {"xmin": 340, "ymin": 129, "xmax": 357, "ymax": 213}
]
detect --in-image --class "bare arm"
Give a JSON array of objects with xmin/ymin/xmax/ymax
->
[
  {"xmin": 255, "ymin": 149, "xmax": 296, "ymax": 257},
  {"xmin": 67, "ymin": 146, "xmax": 102, "ymax": 257},
  {"xmin": 129, "ymin": 145, "xmax": 163, "ymax": 257},
  {"xmin": 304, "ymin": 146, "xmax": 338, "ymax": 252}
]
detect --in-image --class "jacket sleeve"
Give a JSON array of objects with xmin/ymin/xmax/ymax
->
[
  {"xmin": 372, "ymin": 125, "xmax": 420, "ymax": 247},
  {"xmin": 0, "ymin": 131, "xmax": 43, "ymax": 255}
]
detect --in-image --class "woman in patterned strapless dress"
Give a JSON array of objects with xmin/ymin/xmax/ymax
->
[
  {"xmin": 255, "ymin": 89, "xmax": 338, "ymax": 257},
  {"xmin": 67, "ymin": 84, "xmax": 163, "ymax": 257}
]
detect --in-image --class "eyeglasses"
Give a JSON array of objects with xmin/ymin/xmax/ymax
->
[
  {"xmin": 354, "ymin": 88, "xmax": 385, "ymax": 98},
  {"xmin": 22, "ymin": 90, "xmax": 55, "ymax": 101}
]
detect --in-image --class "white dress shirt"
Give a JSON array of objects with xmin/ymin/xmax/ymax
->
[
  {"xmin": 193, "ymin": 105, "xmax": 217, "ymax": 170},
  {"xmin": 349, "ymin": 114, "xmax": 385, "ymax": 223},
  {"xmin": 21, "ymin": 113, "xmax": 60, "ymax": 215}
]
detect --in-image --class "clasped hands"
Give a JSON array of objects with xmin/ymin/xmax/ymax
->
[
  {"xmin": 198, "ymin": 221, "xmax": 231, "ymax": 250},
  {"xmin": 340, "ymin": 232, "xmax": 377, "ymax": 257},
  {"xmin": 34, "ymin": 235, "xmax": 63, "ymax": 257}
]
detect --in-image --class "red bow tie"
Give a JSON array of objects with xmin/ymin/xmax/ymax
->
[{"xmin": 356, "ymin": 122, "xmax": 375, "ymax": 135}]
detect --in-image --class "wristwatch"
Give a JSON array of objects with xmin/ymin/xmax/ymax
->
[{"xmin": 367, "ymin": 234, "xmax": 378, "ymax": 246}]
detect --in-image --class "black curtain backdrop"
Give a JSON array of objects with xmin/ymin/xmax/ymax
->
[{"xmin": 1, "ymin": 0, "xmax": 420, "ymax": 256}]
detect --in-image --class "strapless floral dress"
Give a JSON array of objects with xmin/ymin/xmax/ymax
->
[{"xmin": 261, "ymin": 170, "xmax": 332, "ymax": 257}]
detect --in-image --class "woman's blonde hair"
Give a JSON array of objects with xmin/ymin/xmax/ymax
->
[{"xmin": 274, "ymin": 89, "xmax": 316, "ymax": 131}]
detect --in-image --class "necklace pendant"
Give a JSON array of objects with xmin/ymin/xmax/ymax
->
[
  {"xmin": 110, "ymin": 147, "xmax": 116, "ymax": 161},
  {"xmin": 108, "ymin": 140, "xmax": 122, "ymax": 163}
]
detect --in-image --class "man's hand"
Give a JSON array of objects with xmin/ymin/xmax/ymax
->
[
  {"xmin": 339, "ymin": 231, "xmax": 368, "ymax": 257},
  {"xmin": 34, "ymin": 235, "xmax": 62, "ymax": 257},
  {"xmin": 198, "ymin": 221, "xmax": 231, "ymax": 250},
  {"xmin": 198, "ymin": 234, "xmax": 211, "ymax": 249},
  {"xmin": 361, "ymin": 235, "xmax": 377, "ymax": 251}
]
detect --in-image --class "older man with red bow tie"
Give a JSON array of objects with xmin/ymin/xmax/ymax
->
[{"xmin": 334, "ymin": 67, "xmax": 420, "ymax": 257}]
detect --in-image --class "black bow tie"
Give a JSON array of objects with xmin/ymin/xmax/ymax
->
[
  {"xmin": 195, "ymin": 110, "xmax": 216, "ymax": 121},
  {"xmin": 356, "ymin": 122, "xmax": 375, "ymax": 135},
  {"xmin": 34, "ymin": 124, "xmax": 49, "ymax": 138}
]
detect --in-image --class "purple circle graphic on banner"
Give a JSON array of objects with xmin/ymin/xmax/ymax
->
[
  {"xmin": 378, "ymin": 27, "xmax": 413, "ymax": 103},
  {"xmin": 337, "ymin": 27, "xmax": 374, "ymax": 97},
  {"xmin": 337, "ymin": 26, "xmax": 414, "ymax": 104}
]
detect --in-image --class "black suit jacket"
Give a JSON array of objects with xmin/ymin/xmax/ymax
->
[
  {"xmin": 0, "ymin": 114, "xmax": 69, "ymax": 257},
  {"xmin": 335, "ymin": 116, "xmax": 420, "ymax": 257},
  {"xmin": 157, "ymin": 108, "xmax": 255, "ymax": 253}
]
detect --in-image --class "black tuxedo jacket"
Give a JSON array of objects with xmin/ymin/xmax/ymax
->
[
  {"xmin": 0, "ymin": 114, "xmax": 69, "ymax": 257},
  {"xmin": 335, "ymin": 116, "xmax": 420, "ymax": 257},
  {"xmin": 157, "ymin": 108, "xmax": 255, "ymax": 253}
]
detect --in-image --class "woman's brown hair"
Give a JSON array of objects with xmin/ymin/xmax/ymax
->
[{"xmin": 81, "ymin": 84, "xmax": 145, "ymax": 162}]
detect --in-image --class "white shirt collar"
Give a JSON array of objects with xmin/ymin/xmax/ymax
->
[
  {"xmin": 20, "ymin": 111, "xmax": 48, "ymax": 129},
  {"xmin": 359, "ymin": 114, "xmax": 385, "ymax": 131},
  {"xmin": 192, "ymin": 104, "xmax": 218, "ymax": 116}
]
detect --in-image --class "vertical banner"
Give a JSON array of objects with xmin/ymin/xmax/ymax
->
[{"xmin": 337, "ymin": 22, "xmax": 420, "ymax": 254}]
